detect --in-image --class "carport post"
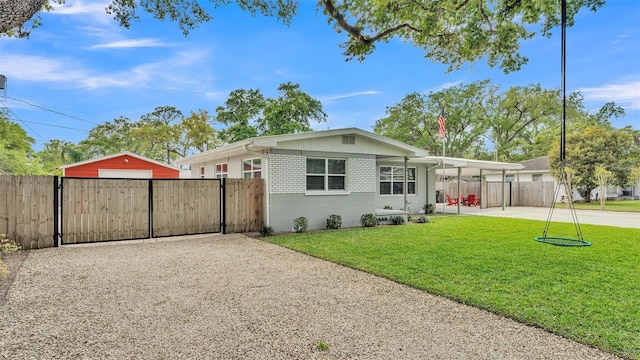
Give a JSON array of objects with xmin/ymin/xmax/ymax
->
[
  {"xmin": 479, "ymin": 169, "xmax": 483, "ymax": 209},
  {"xmin": 457, "ymin": 167, "xmax": 461, "ymax": 214},
  {"xmin": 501, "ymin": 169, "xmax": 506, "ymax": 210}
]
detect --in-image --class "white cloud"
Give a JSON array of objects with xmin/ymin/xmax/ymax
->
[
  {"xmin": 203, "ymin": 91, "xmax": 226, "ymax": 101},
  {"xmin": 51, "ymin": 0, "xmax": 112, "ymax": 24},
  {"xmin": 89, "ymin": 39, "xmax": 171, "ymax": 49},
  {"xmin": 319, "ymin": 90, "xmax": 379, "ymax": 102},
  {"xmin": 2, "ymin": 49, "xmax": 212, "ymax": 90},
  {"xmin": 423, "ymin": 81, "xmax": 461, "ymax": 94},
  {"xmin": 2, "ymin": 55, "xmax": 89, "ymax": 83},
  {"xmin": 580, "ymin": 80, "xmax": 640, "ymax": 111}
]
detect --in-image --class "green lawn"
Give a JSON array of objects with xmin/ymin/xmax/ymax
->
[
  {"xmin": 266, "ymin": 217, "xmax": 640, "ymax": 359},
  {"xmin": 556, "ymin": 199, "xmax": 640, "ymax": 212}
]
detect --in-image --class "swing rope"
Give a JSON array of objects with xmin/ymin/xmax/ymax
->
[{"xmin": 535, "ymin": 0, "xmax": 590, "ymax": 247}]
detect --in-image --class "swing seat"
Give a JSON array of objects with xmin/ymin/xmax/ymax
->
[{"xmin": 535, "ymin": 236, "xmax": 591, "ymax": 247}]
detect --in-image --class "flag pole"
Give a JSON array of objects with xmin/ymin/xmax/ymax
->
[
  {"xmin": 442, "ymin": 136, "xmax": 446, "ymax": 214},
  {"xmin": 438, "ymin": 107, "xmax": 446, "ymax": 214}
]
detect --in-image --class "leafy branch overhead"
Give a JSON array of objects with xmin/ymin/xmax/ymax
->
[{"xmin": 3, "ymin": 0, "xmax": 604, "ymax": 73}]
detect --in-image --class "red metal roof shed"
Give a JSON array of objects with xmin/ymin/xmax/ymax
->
[{"xmin": 60, "ymin": 152, "xmax": 180, "ymax": 178}]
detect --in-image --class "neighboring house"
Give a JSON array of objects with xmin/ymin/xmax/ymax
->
[
  {"xmin": 60, "ymin": 152, "xmax": 183, "ymax": 179},
  {"xmin": 176, "ymin": 128, "xmax": 522, "ymax": 232},
  {"xmin": 484, "ymin": 156, "xmax": 639, "ymax": 201}
]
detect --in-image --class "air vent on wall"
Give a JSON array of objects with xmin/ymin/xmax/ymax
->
[{"xmin": 342, "ymin": 135, "xmax": 356, "ymax": 145}]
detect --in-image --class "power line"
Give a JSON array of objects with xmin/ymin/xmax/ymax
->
[
  {"xmin": 12, "ymin": 119, "xmax": 89, "ymax": 132},
  {"xmin": 5, "ymin": 94, "xmax": 101, "ymax": 126},
  {"xmin": 0, "ymin": 101, "xmax": 45, "ymax": 141}
]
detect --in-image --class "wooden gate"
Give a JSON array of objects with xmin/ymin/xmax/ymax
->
[
  {"xmin": 61, "ymin": 178, "xmax": 223, "ymax": 244},
  {"xmin": 152, "ymin": 179, "xmax": 221, "ymax": 237},
  {"xmin": 61, "ymin": 178, "xmax": 151, "ymax": 243}
]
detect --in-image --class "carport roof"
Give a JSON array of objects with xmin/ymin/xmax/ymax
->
[{"xmin": 428, "ymin": 157, "xmax": 524, "ymax": 177}]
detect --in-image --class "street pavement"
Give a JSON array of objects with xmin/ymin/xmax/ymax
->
[{"xmin": 437, "ymin": 203, "xmax": 640, "ymax": 229}]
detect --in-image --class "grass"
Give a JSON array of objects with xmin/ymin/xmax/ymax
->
[
  {"xmin": 556, "ymin": 199, "xmax": 640, "ymax": 212},
  {"xmin": 266, "ymin": 217, "xmax": 640, "ymax": 359}
]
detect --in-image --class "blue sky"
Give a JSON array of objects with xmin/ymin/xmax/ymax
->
[{"xmin": 1, "ymin": 0, "xmax": 639, "ymax": 151}]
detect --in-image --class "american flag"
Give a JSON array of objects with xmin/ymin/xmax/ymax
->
[{"xmin": 438, "ymin": 108, "xmax": 446, "ymax": 138}]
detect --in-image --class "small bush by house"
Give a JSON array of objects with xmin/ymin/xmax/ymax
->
[
  {"xmin": 326, "ymin": 214, "xmax": 342, "ymax": 229},
  {"xmin": 360, "ymin": 213, "xmax": 377, "ymax": 227},
  {"xmin": 293, "ymin": 217, "xmax": 308, "ymax": 233}
]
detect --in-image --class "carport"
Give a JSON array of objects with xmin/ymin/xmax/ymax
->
[{"xmin": 428, "ymin": 157, "xmax": 525, "ymax": 214}]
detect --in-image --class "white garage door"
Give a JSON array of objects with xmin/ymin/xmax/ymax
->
[{"xmin": 98, "ymin": 169, "xmax": 153, "ymax": 178}]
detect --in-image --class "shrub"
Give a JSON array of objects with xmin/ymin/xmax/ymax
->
[
  {"xmin": 389, "ymin": 215, "xmax": 406, "ymax": 225},
  {"xmin": 259, "ymin": 225, "xmax": 274, "ymax": 237},
  {"xmin": 293, "ymin": 217, "xmax": 308, "ymax": 233},
  {"xmin": 383, "ymin": 205, "xmax": 393, "ymax": 210},
  {"xmin": 416, "ymin": 215, "xmax": 430, "ymax": 223},
  {"xmin": 423, "ymin": 203, "xmax": 434, "ymax": 214},
  {"xmin": 360, "ymin": 213, "xmax": 377, "ymax": 227},
  {"xmin": 326, "ymin": 214, "xmax": 342, "ymax": 229},
  {"xmin": 0, "ymin": 234, "xmax": 20, "ymax": 280},
  {"xmin": 0, "ymin": 234, "xmax": 20, "ymax": 255}
]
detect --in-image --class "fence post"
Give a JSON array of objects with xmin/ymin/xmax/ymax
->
[
  {"xmin": 148, "ymin": 179, "xmax": 153, "ymax": 239},
  {"xmin": 221, "ymin": 178, "xmax": 226, "ymax": 234},
  {"xmin": 53, "ymin": 176, "xmax": 59, "ymax": 247}
]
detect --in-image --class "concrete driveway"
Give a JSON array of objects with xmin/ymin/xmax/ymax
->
[
  {"xmin": 439, "ymin": 204, "xmax": 640, "ymax": 229},
  {"xmin": 0, "ymin": 234, "xmax": 620, "ymax": 359}
]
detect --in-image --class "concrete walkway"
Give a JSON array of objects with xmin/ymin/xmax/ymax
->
[{"xmin": 437, "ymin": 204, "xmax": 640, "ymax": 229}]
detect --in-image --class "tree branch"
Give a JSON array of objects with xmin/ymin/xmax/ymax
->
[
  {"xmin": 320, "ymin": 0, "xmax": 421, "ymax": 45},
  {"xmin": 0, "ymin": 0, "xmax": 46, "ymax": 34}
]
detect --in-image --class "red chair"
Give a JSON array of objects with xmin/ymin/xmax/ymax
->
[
  {"xmin": 446, "ymin": 194, "xmax": 459, "ymax": 206},
  {"xmin": 466, "ymin": 194, "xmax": 480, "ymax": 206}
]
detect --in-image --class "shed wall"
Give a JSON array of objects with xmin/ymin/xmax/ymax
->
[{"xmin": 64, "ymin": 155, "xmax": 179, "ymax": 178}]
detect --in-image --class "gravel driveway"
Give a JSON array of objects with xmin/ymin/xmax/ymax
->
[{"xmin": 0, "ymin": 234, "xmax": 620, "ymax": 359}]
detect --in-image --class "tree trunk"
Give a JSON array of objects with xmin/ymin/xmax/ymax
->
[{"xmin": 0, "ymin": 0, "xmax": 46, "ymax": 33}]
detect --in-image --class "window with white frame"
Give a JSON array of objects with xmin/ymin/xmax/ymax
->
[
  {"xmin": 379, "ymin": 166, "xmax": 416, "ymax": 195},
  {"xmin": 199, "ymin": 166, "xmax": 205, "ymax": 179},
  {"xmin": 532, "ymin": 174, "xmax": 543, "ymax": 182},
  {"xmin": 505, "ymin": 175, "xmax": 515, "ymax": 182},
  {"xmin": 306, "ymin": 158, "xmax": 346, "ymax": 191},
  {"xmin": 215, "ymin": 163, "xmax": 228, "ymax": 179},
  {"xmin": 242, "ymin": 158, "xmax": 262, "ymax": 179}
]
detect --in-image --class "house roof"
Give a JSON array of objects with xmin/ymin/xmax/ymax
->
[
  {"xmin": 59, "ymin": 151, "xmax": 181, "ymax": 171},
  {"xmin": 518, "ymin": 156, "xmax": 549, "ymax": 171},
  {"xmin": 176, "ymin": 128, "xmax": 432, "ymax": 165}
]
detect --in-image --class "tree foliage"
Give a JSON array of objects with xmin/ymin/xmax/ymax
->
[
  {"xmin": 549, "ymin": 126, "xmax": 636, "ymax": 202},
  {"xmin": 0, "ymin": 114, "xmax": 41, "ymax": 174},
  {"xmin": 374, "ymin": 80, "xmax": 566, "ymax": 160},
  {"xmin": 37, "ymin": 139, "xmax": 83, "ymax": 174},
  {"xmin": 8, "ymin": 0, "xmax": 604, "ymax": 73},
  {"xmin": 215, "ymin": 82, "xmax": 326, "ymax": 142}
]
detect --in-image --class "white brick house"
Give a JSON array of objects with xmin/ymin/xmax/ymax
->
[
  {"xmin": 176, "ymin": 128, "xmax": 521, "ymax": 231},
  {"xmin": 176, "ymin": 128, "xmax": 439, "ymax": 231}
]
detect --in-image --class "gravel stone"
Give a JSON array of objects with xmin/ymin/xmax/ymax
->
[{"xmin": 0, "ymin": 234, "xmax": 621, "ymax": 359}]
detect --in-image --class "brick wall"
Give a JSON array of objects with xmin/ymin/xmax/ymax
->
[
  {"xmin": 269, "ymin": 153, "xmax": 306, "ymax": 194},
  {"xmin": 347, "ymin": 157, "xmax": 376, "ymax": 192},
  {"xmin": 269, "ymin": 153, "xmax": 376, "ymax": 194}
]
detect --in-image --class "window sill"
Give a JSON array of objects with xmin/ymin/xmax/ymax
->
[
  {"xmin": 305, "ymin": 191, "xmax": 351, "ymax": 196},
  {"xmin": 379, "ymin": 194, "xmax": 418, "ymax": 197}
]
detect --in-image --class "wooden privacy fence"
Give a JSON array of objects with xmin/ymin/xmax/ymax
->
[
  {"xmin": 224, "ymin": 178, "xmax": 264, "ymax": 233},
  {"xmin": 0, "ymin": 176, "xmax": 264, "ymax": 249},
  {"xmin": 439, "ymin": 181, "xmax": 555, "ymax": 207},
  {"xmin": 0, "ymin": 175, "xmax": 56, "ymax": 250}
]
